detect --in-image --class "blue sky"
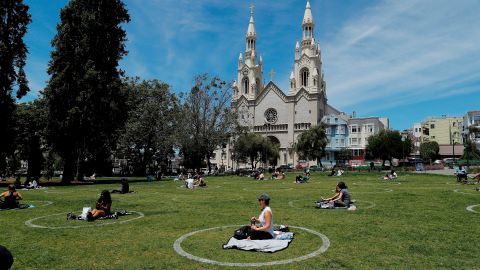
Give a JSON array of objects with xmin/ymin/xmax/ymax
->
[{"xmin": 22, "ymin": 0, "xmax": 480, "ymax": 130}]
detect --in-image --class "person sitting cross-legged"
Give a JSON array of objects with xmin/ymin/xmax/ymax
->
[
  {"xmin": 90, "ymin": 190, "xmax": 113, "ymax": 220},
  {"xmin": 248, "ymin": 194, "xmax": 274, "ymax": 240},
  {"xmin": 1, "ymin": 185, "xmax": 23, "ymax": 209},
  {"xmin": 111, "ymin": 178, "xmax": 130, "ymax": 194},
  {"xmin": 319, "ymin": 182, "xmax": 351, "ymax": 208}
]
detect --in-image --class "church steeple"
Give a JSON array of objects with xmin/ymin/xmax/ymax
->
[
  {"xmin": 246, "ymin": 4, "xmax": 256, "ymax": 52},
  {"xmin": 302, "ymin": 0, "xmax": 315, "ymax": 45},
  {"xmin": 234, "ymin": 3, "xmax": 263, "ymax": 102}
]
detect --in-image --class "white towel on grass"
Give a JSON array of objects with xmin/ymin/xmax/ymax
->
[{"xmin": 223, "ymin": 232, "xmax": 294, "ymax": 253}]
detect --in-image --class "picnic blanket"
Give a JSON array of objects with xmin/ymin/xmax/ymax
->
[
  {"xmin": 223, "ymin": 231, "xmax": 294, "ymax": 253},
  {"xmin": 0, "ymin": 204, "xmax": 34, "ymax": 211}
]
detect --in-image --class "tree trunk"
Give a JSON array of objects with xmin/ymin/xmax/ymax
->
[{"xmin": 62, "ymin": 155, "xmax": 75, "ymax": 184}]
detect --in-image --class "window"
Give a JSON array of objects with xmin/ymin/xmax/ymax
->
[
  {"xmin": 300, "ymin": 68, "xmax": 309, "ymax": 87},
  {"xmin": 336, "ymin": 139, "xmax": 339, "ymax": 145},
  {"xmin": 430, "ymin": 124, "xmax": 435, "ymax": 129},
  {"xmin": 351, "ymin": 126, "xmax": 358, "ymax": 133},
  {"xmin": 452, "ymin": 122, "xmax": 456, "ymax": 127},
  {"xmin": 340, "ymin": 139, "xmax": 345, "ymax": 146},
  {"xmin": 367, "ymin": 125, "xmax": 374, "ymax": 133},
  {"xmin": 352, "ymin": 138, "xmax": 358, "ymax": 144},
  {"xmin": 243, "ymin": 78, "xmax": 249, "ymax": 94},
  {"xmin": 255, "ymin": 78, "xmax": 260, "ymax": 94}
]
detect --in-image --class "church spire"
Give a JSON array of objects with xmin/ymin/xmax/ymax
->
[
  {"xmin": 302, "ymin": 0, "xmax": 315, "ymax": 42},
  {"xmin": 246, "ymin": 4, "xmax": 256, "ymax": 52}
]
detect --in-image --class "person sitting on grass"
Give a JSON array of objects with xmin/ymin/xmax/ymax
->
[
  {"xmin": 295, "ymin": 172, "xmax": 309, "ymax": 183},
  {"xmin": 319, "ymin": 182, "xmax": 351, "ymax": 208},
  {"xmin": 1, "ymin": 185, "xmax": 23, "ymax": 209},
  {"xmin": 90, "ymin": 190, "xmax": 112, "ymax": 220},
  {"xmin": 195, "ymin": 177, "xmax": 207, "ymax": 187},
  {"xmin": 185, "ymin": 178, "xmax": 195, "ymax": 189},
  {"xmin": 248, "ymin": 194, "xmax": 274, "ymax": 240},
  {"xmin": 383, "ymin": 170, "xmax": 398, "ymax": 180},
  {"xmin": 456, "ymin": 166, "xmax": 468, "ymax": 182},
  {"xmin": 111, "ymin": 178, "xmax": 130, "ymax": 194},
  {"xmin": 327, "ymin": 167, "xmax": 336, "ymax": 177}
]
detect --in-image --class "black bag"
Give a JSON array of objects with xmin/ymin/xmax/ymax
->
[{"xmin": 233, "ymin": 225, "xmax": 251, "ymax": 240}]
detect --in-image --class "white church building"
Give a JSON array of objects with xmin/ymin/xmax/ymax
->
[{"xmin": 228, "ymin": 0, "xmax": 339, "ymax": 166}]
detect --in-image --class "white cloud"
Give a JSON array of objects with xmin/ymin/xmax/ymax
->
[{"xmin": 323, "ymin": 0, "xmax": 480, "ymax": 112}]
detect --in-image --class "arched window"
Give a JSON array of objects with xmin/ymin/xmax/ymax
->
[
  {"xmin": 255, "ymin": 78, "xmax": 260, "ymax": 94},
  {"xmin": 301, "ymin": 68, "xmax": 309, "ymax": 87},
  {"xmin": 243, "ymin": 78, "xmax": 249, "ymax": 94}
]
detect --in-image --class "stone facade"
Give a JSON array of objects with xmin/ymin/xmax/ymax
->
[{"xmin": 228, "ymin": 0, "xmax": 336, "ymax": 167}]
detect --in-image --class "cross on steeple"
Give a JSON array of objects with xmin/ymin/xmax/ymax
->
[
  {"xmin": 269, "ymin": 69, "xmax": 276, "ymax": 82},
  {"xmin": 250, "ymin": 3, "xmax": 255, "ymax": 15}
]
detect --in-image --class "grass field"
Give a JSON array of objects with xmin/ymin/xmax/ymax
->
[{"xmin": 1, "ymin": 172, "xmax": 479, "ymax": 269}]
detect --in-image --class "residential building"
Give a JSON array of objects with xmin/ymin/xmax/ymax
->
[
  {"xmin": 463, "ymin": 110, "xmax": 480, "ymax": 150},
  {"xmin": 421, "ymin": 116, "xmax": 463, "ymax": 145},
  {"xmin": 321, "ymin": 113, "xmax": 349, "ymax": 164},
  {"xmin": 347, "ymin": 117, "xmax": 389, "ymax": 164}
]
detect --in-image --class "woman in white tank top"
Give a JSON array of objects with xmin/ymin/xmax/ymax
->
[{"xmin": 248, "ymin": 193, "xmax": 274, "ymax": 240}]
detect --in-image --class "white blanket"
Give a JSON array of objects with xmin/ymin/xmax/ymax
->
[{"xmin": 223, "ymin": 232, "xmax": 294, "ymax": 253}]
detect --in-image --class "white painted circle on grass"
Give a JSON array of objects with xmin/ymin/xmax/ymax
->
[
  {"xmin": 25, "ymin": 211, "xmax": 144, "ymax": 229},
  {"xmin": 453, "ymin": 189, "xmax": 480, "ymax": 196},
  {"xmin": 466, "ymin": 204, "xmax": 479, "ymax": 213},
  {"xmin": 27, "ymin": 201, "xmax": 54, "ymax": 207},
  {"xmin": 354, "ymin": 189, "xmax": 393, "ymax": 194},
  {"xmin": 242, "ymin": 187, "xmax": 293, "ymax": 192},
  {"xmin": 177, "ymin": 185, "xmax": 221, "ymax": 190},
  {"xmin": 288, "ymin": 200, "xmax": 375, "ymax": 210},
  {"xmin": 173, "ymin": 225, "xmax": 330, "ymax": 267}
]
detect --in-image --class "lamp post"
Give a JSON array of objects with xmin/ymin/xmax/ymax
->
[
  {"xmin": 401, "ymin": 135, "xmax": 406, "ymax": 171},
  {"xmin": 452, "ymin": 140, "xmax": 455, "ymax": 166}
]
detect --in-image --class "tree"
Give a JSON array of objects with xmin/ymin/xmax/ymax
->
[
  {"xmin": 0, "ymin": 0, "xmax": 31, "ymax": 174},
  {"xmin": 419, "ymin": 141, "xmax": 440, "ymax": 164},
  {"xmin": 336, "ymin": 148, "xmax": 352, "ymax": 165},
  {"xmin": 232, "ymin": 132, "xmax": 279, "ymax": 169},
  {"xmin": 118, "ymin": 79, "xmax": 179, "ymax": 176},
  {"xmin": 462, "ymin": 138, "xmax": 480, "ymax": 160},
  {"xmin": 44, "ymin": 0, "xmax": 130, "ymax": 183},
  {"xmin": 14, "ymin": 100, "xmax": 47, "ymax": 181},
  {"xmin": 179, "ymin": 74, "xmax": 237, "ymax": 172},
  {"xmin": 295, "ymin": 124, "xmax": 328, "ymax": 167},
  {"xmin": 366, "ymin": 130, "xmax": 412, "ymax": 166}
]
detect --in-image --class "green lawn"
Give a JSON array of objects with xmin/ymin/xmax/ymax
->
[{"xmin": 1, "ymin": 172, "xmax": 479, "ymax": 269}]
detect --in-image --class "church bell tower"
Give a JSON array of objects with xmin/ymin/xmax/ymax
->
[{"xmin": 233, "ymin": 4, "xmax": 264, "ymax": 101}]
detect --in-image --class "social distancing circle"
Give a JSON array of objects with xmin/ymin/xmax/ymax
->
[
  {"xmin": 24, "ymin": 211, "xmax": 144, "ymax": 229},
  {"xmin": 173, "ymin": 225, "xmax": 330, "ymax": 267},
  {"xmin": 466, "ymin": 204, "xmax": 479, "ymax": 213},
  {"xmin": 453, "ymin": 189, "xmax": 480, "ymax": 196},
  {"xmin": 288, "ymin": 199, "xmax": 375, "ymax": 210},
  {"xmin": 242, "ymin": 187, "xmax": 293, "ymax": 192}
]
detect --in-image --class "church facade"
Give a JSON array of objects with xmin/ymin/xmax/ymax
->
[{"xmin": 231, "ymin": 0, "xmax": 338, "ymax": 166}]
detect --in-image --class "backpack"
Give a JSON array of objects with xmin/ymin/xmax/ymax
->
[{"xmin": 233, "ymin": 225, "xmax": 252, "ymax": 240}]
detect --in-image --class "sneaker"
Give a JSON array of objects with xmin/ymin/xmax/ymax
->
[{"xmin": 112, "ymin": 213, "xmax": 118, "ymax": 219}]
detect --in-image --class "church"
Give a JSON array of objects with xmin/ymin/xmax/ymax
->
[{"xmin": 231, "ymin": 0, "xmax": 339, "ymax": 166}]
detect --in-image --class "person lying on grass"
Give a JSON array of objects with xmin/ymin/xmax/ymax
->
[
  {"xmin": 319, "ymin": 181, "xmax": 351, "ymax": 208},
  {"xmin": 1, "ymin": 185, "xmax": 23, "ymax": 209},
  {"xmin": 90, "ymin": 190, "xmax": 112, "ymax": 219},
  {"xmin": 111, "ymin": 178, "xmax": 130, "ymax": 194},
  {"xmin": 248, "ymin": 194, "xmax": 274, "ymax": 240}
]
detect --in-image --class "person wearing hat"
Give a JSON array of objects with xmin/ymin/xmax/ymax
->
[{"xmin": 247, "ymin": 193, "xmax": 274, "ymax": 240}]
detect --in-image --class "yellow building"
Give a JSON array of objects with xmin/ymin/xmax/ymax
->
[{"xmin": 421, "ymin": 116, "xmax": 463, "ymax": 145}]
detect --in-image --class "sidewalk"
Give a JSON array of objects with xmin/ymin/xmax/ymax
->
[{"xmin": 415, "ymin": 168, "xmax": 455, "ymax": 176}]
